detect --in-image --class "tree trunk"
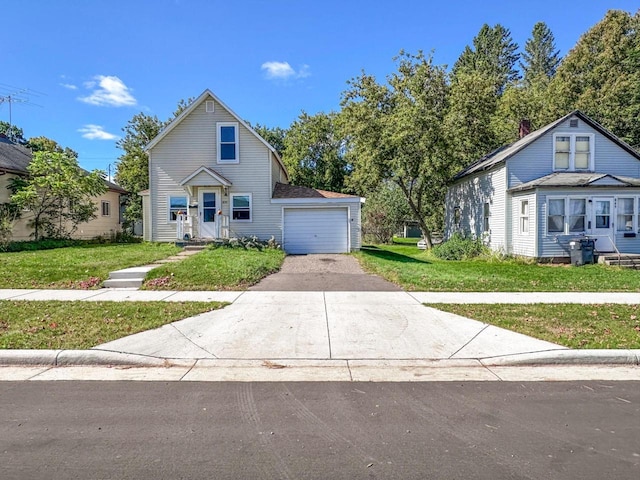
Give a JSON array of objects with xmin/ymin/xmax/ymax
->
[{"xmin": 395, "ymin": 179, "xmax": 434, "ymax": 248}]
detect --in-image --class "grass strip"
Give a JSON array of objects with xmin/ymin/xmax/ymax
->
[
  {"xmin": 143, "ymin": 246, "xmax": 285, "ymax": 290},
  {"xmin": 0, "ymin": 243, "xmax": 181, "ymax": 289},
  {"xmin": 426, "ymin": 303, "xmax": 640, "ymax": 349},
  {"xmin": 0, "ymin": 300, "xmax": 224, "ymax": 349},
  {"xmin": 354, "ymin": 244, "xmax": 640, "ymax": 292}
]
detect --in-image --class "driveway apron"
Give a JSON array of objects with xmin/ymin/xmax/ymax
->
[{"xmin": 249, "ymin": 254, "xmax": 401, "ymax": 291}]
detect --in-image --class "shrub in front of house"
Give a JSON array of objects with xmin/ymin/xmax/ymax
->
[{"xmin": 431, "ymin": 233, "xmax": 488, "ymax": 260}]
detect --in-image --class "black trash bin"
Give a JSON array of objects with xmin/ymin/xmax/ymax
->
[{"xmin": 570, "ymin": 238, "xmax": 595, "ymax": 266}]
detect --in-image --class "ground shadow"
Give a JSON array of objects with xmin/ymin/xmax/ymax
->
[{"xmin": 360, "ymin": 245, "xmax": 431, "ymax": 264}]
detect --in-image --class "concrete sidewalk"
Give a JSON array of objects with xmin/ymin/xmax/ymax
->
[{"xmin": 1, "ymin": 289, "xmax": 639, "ymax": 381}]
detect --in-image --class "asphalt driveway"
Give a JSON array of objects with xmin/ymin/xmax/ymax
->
[{"xmin": 249, "ymin": 254, "xmax": 401, "ymax": 291}]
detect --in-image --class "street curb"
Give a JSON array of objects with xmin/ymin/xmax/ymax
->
[
  {"xmin": 0, "ymin": 350, "xmax": 195, "ymax": 367},
  {"xmin": 1, "ymin": 349, "xmax": 639, "ymax": 368},
  {"xmin": 480, "ymin": 349, "xmax": 640, "ymax": 366}
]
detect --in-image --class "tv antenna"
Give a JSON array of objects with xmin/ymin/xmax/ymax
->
[{"xmin": 0, "ymin": 83, "xmax": 44, "ymax": 140}]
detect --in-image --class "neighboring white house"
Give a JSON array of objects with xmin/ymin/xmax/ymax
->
[
  {"xmin": 142, "ymin": 89, "xmax": 363, "ymax": 254},
  {"xmin": 445, "ymin": 111, "xmax": 640, "ymax": 260},
  {"xmin": 0, "ymin": 134, "xmax": 126, "ymax": 241}
]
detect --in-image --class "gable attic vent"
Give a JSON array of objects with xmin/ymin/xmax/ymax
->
[
  {"xmin": 206, "ymin": 101, "xmax": 215, "ymax": 113},
  {"xmin": 569, "ymin": 118, "xmax": 579, "ymax": 128}
]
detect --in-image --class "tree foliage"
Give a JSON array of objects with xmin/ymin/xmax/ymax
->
[
  {"xmin": 282, "ymin": 111, "xmax": 349, "ymax": 192},
  {"xmin": 27, "ymin": 135, "xmax": 78, "ymax": 159},
  {"xmin": 546, "ymin": 10, "xmax": 640, "ymax": 149},
  {"xmin": 251, "ymin": 123, "xmax": 287, "ymax": 156},
  {"xmin": 361, "ymin": 183, "xmax": 411, "ymax": 243},
  {"xmin": 0, "ymin": 121, "xmax": 26, "ymax": 143},
  {"xmin": 10, "ymin": 151, "xmax": 106, "ymax": 240},
  {"xmin": 340, "ymin": 51, "xmax": 450, "ymax": 247},
  {"xmin": 452, "ymin": 23, "xmax": 520, "ymax": 94},
  {"xmin": 520, "ymin": 22, "xmax": 561, "ymax": 84}
]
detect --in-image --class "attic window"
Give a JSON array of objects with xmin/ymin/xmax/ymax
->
[
  {"xmin": 553, "ymin": 133, "xmax": 594, "ymax": 171},
  {"xmin": 206, "ymin": 101, "xmax": 215, "ymax": 113},
  {"xmin": 569, "ymin": 118, "xmax": 579, "ymax": 128}
]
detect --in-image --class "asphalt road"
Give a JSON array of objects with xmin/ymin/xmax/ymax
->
[{"xmin": 1, "ymin": 382, "xmax": 639, "ymax": 479}]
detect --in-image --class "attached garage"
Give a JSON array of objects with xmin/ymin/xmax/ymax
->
[
  {"xmin": 283, "ymin": 207, "xmax": 349, "ymax": 254},
  {"xmin": 272, "ymin": 183, "xmax": 363, "ymax": 255}
]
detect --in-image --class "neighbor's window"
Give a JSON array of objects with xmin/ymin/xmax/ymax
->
[
  {"xmin": 454, "ymin": 206, "xmax": 461, "ymax": 228},
  {"xmin": 101, "ymin": 200, "xmax": 110, "ymax": 217},
  {"xmin": 547, "ymin": 198, "xmax": 565, "ymax": 233},
  {"xmin": 218, "ymin": 122, "xmax": 238, "ymax": 163},
  {"xmin": 169, "ymin": 195, "xmax": 188, "ymax": 222},
  {"xmin": 568, "ymin": 198, "xmax": 586, "ymax": 233},
  {"xmin": 553, "ymin": 134, "xmax": 594, "ymax": 171},
  {"xmin": 617, "ymin": 198, "xmax": 634, "ymax": 232},
  {"xmin": 231, "ymin": 194, "xmax": 251, "ymax": 221},
  {"xmin": 519, "ymin": 200, "xmax": 529, "ymax": 234},
  {"xmin": 483, "ymin": 202, "xmax": 490, "ymax": 233}
]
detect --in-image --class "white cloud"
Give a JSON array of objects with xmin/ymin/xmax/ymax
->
[
  {"xmin": 261, "ymin": 61, "xmax": 311, "ymax": 80},
  {"xmin": 60, "ymin": 83, "xmax": 78, "ymax": 90},
  {"xmin": 79, "ymin": 75, "xmax": 137, "ymax": 107},
  {"xmin": 78, "ymin": 124, "xmax": 119, "ymax": 140}
]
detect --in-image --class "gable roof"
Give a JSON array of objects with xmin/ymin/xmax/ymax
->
[
  {"xmin": 272, "ymin": 182, "xmax": 359, "ymax": 199},
  {"xmin": 454, "ymin": 110, "xmax": 640, "ymax": 181},
  {"xmin": 508, "ymin": 172, "xmax": 640, "ymax": 192},
  {"xmin": 144, "ymin": 89, "xmax": 289, "ymax": 181},
  {"xmin": 0, "ymin": 135, "xmax": 31, "ymax": 174},
  {"xmin": 180, "ymin": 165, "xmax": 232, "ymax": 187}
]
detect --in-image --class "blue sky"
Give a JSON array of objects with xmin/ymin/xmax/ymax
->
[{"xmin": 1, "ymin": 0, "xmax": 636, "ymax": 176}]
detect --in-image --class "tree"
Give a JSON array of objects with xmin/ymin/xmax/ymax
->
[
  {"xmin": 444, "ymin": 70, "xmax": 500, "ymax": 164},
  {"xmin": 115, "ymin": 113, "xmax": 164, "ymax": 225},
  {"xmin": 452, "ymin": 24, "xmax": 520, "ymax": 94},
  {"xmin": 27, "ymin": 135, "xmax": 78, "ymax": 159},
  {"xmin": 361, "ymin": 183, "xmax": 411, "ymax": 243},
  {"xmin": 520, "ymin": 22, "xmax": 561, "ymax": 84},
  {"xmin": 340, "ymin": 51, "xmax": 450, "ymax": 248},
  {"xmin": 251, "ymin": 123, "xmax": 287, "ymax": 156},
  {"xmin": 0, "ymin": 121, "xmax": 25, "ymax": 143},
  {"xmin": 546, "ymin": 10, "xmax": 640, "ymax": 149},
  {"xmin": 282, "ymin": 112, "xmax": 349, "ymax": 192},
  {"xmin": 10, "ymin": 151, "xmax": 106, "ymax": 240}
]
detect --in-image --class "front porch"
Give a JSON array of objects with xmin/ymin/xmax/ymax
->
[{"xmin": 175, "ymin": 212, "xmax": 229, "ymax": 242}]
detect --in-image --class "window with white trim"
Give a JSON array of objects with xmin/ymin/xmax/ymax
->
[
  {"xmin": 231, "ymin": 194, "xmax": 251, "ymax": 221},
  {"xmin": 519, "ymin": 200, "xmax": 529, "ymax": 234},
  {"xmin": 217, "ymin": 122, "xmax": 239, "ymax": 163},
  {"xmin": 547, "ymin": 197, "xmax": 587, "ymax": 234},
  {"xmin": 101, "ymin": 200, "xmax": 110, "ymax": 217},
  {"xmin": 168, "ymin": 195, "xmax": 187, "ymax": 222},
  {"xmin": 568, "ymin": 199, "xmax": 586, "ymax": 233},
  {"xmin": 483, "ymin": 202, "xmax": 490, "ymax": 232},
  {"xmin": 617, "ymin": 198, "xmax": 635, "ymax": 232},
  {"xmin": 553, "ymin": 133, "xmax": 594, "ymax": 171},
  {"xmin": 547, "ymin": 198, "xmax": 565, "ymax": 233}
]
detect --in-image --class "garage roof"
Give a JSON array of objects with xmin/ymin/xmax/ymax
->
[{"xmin": 272, "ymin": 182, "xmax": 359, "ymax": 199}]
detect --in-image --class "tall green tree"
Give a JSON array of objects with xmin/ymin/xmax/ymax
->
[
  {"xmin": 547, "ymin": 9, "xmax": 640, "ymax": 149},
  {"xmin": 340, "ymin": 51, "xmax": 450, "ymax": 248},
  {"xmin": 27, "ymin": 135, "xmax": 78, "ymax": 158},
  {"xmin": 361, "ymin": 183, "xmax": 411, "ymax": 243},
  {"xmin": 452, "ymin": 23, "xmax": 520, "ymax": 94},
  {"xmin": 10, "ymin": 151, "xmax": 106, "ymax": 240},
  {"xmin": 520, "ymin": 22, "xmax": 561, "ymax": 84},
  {"xmin": 251, "ymin": 123, "xmax": 287, "ymax": 156},
  {"xmin": 282, "ymin": 112, "xmax": 349, "ymax": 192}
]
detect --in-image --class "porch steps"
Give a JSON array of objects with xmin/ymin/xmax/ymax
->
[
  {"xmin": 598, "ymin": 253, "xmax": 640, "ymax": 269},
  {"xmin": 102, "ymin": 247, "xmax": 205, "ymax": 289}
]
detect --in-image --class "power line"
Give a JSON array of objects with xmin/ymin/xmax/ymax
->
[{"xmin": 0, "ymin": 85, "xmax": 45, "ymax": 140}]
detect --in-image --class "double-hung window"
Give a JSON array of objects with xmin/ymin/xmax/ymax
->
[
  {"xmin": 618, "ymin": 198, "xmax": 635, "ymax": 232},
  {"xmin": 553, "ymin": 133, "xmax": 594, "ymax": 171},
  {"xmin": 483, "ymin": 202, "xmax": 490, "ymax": 233},
  {"xmin": 217, "ymin": 122, "xmax": 239, "ymax": 163},
  {"xmin": 547, "ymin": 198, "xmax": 565, "ymax": 233},
  {"xmin": 101, "ymin": 200, "xmax": 110, "ymax": 217},
  {"xmin": 568, "ymin": 199, "xmax": 586, "ymax": 233},
  {"xmin": 168, "ymin": 195, "xmax": 188, "ymax": 222},
  {"xmin": 519, "ymin": 200, "xmax": 529, "ymax": 234},
  {"xmin": 231, "ymin": 194, "xmax": 251, "ymax": 221}
]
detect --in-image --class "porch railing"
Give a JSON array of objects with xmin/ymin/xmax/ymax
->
[{"xmin": 177, "ymin": 213, "xmax": 229, "ymax": 240}]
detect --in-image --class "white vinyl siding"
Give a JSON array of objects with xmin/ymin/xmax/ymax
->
[
  {"xmin": 510, "ymin": 193, "xmax": 536, "ymax": 257},
  {"xmin": 283, "ymin": 207, "xmax": 349, "ymax": 254}
]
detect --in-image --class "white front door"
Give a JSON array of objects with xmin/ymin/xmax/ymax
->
[
  {"xmin": 591, "ymin": 197, "xmax": 615, "ymax": 252},
  {"xmin": 199, "ymin": 189, "xmax": 218, "ymax": 238}
]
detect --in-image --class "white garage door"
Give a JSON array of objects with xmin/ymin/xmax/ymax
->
[{"xmin": 283, "ymin": 208, "xmax": 349, "ymax": 254}]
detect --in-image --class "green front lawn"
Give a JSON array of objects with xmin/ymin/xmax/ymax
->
[
  {"xmin": 0, "ymin": 300, "xmax": 224, "ymax": 349},
  {"xmin": 143, "ymin": 246, "xmax": 285, "ymax": 290},
  {"xmin": 427, "ymin": 303, "xmax": 640, "ymax": 349},
  {"xmin": 0, "ymin": 243, "xmax": 181, "ymax": 289},
  {"xmin": 354, "ymin": 243, "xmax": 640, "ymax": 292}
]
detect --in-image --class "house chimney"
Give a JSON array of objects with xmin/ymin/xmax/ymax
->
[{"xmin": 519, "ymin": 119, "xmax": 531, "ymax": 139}]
